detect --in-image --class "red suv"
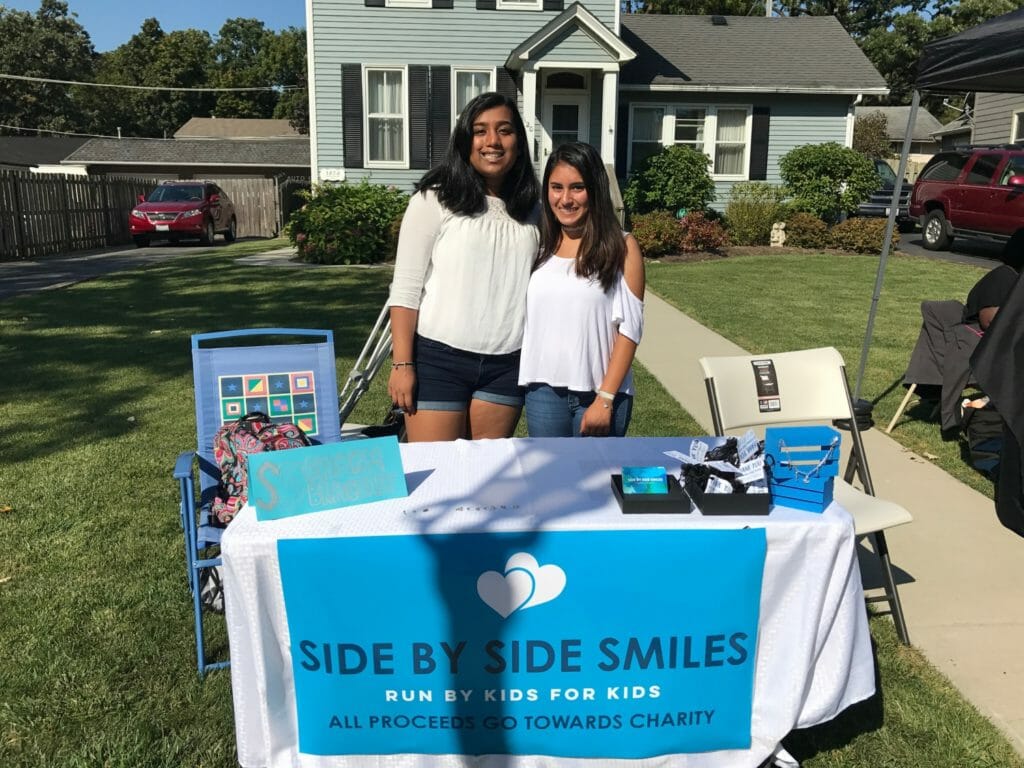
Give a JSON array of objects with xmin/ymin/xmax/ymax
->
[
  {"xmin": 130, "ymin": 181, "xmax": 237, "ymax": 248},
  {"xmin": 909, "ymin": 145, "xmax": 1024, "ymax": 251}
]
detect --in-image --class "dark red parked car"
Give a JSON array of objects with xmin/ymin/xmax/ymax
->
[
  {"xmin": 129, "ymin": 180, "xmax": 237, "ymax": 247},
  {"xmin": 909, "ymin": 145, "xmax": 1024, "ymax": 251}
]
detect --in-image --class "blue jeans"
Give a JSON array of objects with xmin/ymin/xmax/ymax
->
[{"xmin": 524, "ymin": 384, "xmax": 633, "ymax": 437}]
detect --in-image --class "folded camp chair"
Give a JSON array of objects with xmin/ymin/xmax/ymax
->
[
  {"xmin": 339, "ymin": 302, "xmax": 392, "ymax": 427},
  {"xmin": 175, "ymin": 328, "xmax": 342, "ymax": 675},
  {"xmin": 886, "ymin": 299, "xmax": 981, "ymax": 434},
  {"xmin": 699, "ymin": 346, "xmax": 913, "ymax": 645}
]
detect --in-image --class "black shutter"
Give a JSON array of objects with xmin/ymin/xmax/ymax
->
[
  {"xmin": 342, "ymin": 64, "xmax": 364, "ymax": 169},
  {"xmin": 432, "ymin": 0, "xmax": 454, "ymax": 6},
  {"xmin": 543, "ymin": 0, "xmax": 564, "ymax": 9},
  {"xmin": 749, "ymin": 106, "xmax": 770, "ymax": 181},
  {"xmin": 616, "ymin": 100, "xmax": 629, "ymax": 179},
  {"xmin": 429, "ymin": 65, "xmax": 451, "ymax": 167},
  {"xmin": 365, "ymin": 0, "xmax": 385, "ymax": 6},
  {"xmin": 477, "ymin": 0, "xmax": 497, "ymax": 9},
  {"xmin": 409, "ymin": 66, "xmax": 430, "ymax": 170},
  {"xmin": 496, "ymin": 68, "xmax": 518, "ymax": 100}
]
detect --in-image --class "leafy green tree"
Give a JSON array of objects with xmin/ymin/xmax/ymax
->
[
  {"xmin": 263, "ymin": 27, "xmax": 309, "ymax": 133},
  {"xmin": 211, "ymin": 18, "xmax": 277, "ymax": 118},
  {"xmin": 853, "ymin": 110, "xmax": 892, "ymax": 160},
  {"xmin": 83, "ymin": 20, "xmax": 215, "ymax": 137},
  {"xmin": 0, "ymin": 0, "xmax": 95, "ymax": 134},
  {"xmin": 779, "ymin": 142, "xmax": 878, "ymax": 222}
]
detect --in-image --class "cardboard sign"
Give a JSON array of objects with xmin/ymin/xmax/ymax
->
[
  {"xmin": 278, "ymin": 528, "xmax": 766, "ymax": 758},
  {"xmin": 247, "ymin": 435, "xmax": 407, "ymax": 522}
]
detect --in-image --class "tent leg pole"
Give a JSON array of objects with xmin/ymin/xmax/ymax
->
[
  {"xmin": 885, "ymin": 383, "xmax": 917, "ymax": 434},
  {"xmin": 854, "ymin": 90, "xmax": 920, "ymax": 401}
]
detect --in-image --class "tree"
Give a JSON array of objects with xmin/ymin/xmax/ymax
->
[
  {"xmin": 263, "ymin": 27, "xmax": 309, "ymax": 133},
  {"xmin": 853, "ymin": 110, "xmax": 892, "ymax": 160},
  {"xmin": 211, "ymin": 18, "xmax": 276, "ymax": 119},
  {"xmin": 623, "ymin": 145, "xmax": 716, "ymax": 215},
  {"xmin": 83, "ymin": 19, "xmax": 215, "ymax": 137},
  {"xmin": 0, "ymin": 0, "xmax": 95, "ymax": 134}
]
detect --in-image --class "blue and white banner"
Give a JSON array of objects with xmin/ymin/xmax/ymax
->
[{"xmin": 278, "ymin": 528, "xmax": 766, "ymax": 759}]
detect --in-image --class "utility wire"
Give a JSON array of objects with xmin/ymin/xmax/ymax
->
[{"xmin": 0, "ymin": 72, "xmax": 301, "ymax": 92}]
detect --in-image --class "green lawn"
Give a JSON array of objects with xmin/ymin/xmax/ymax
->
[
  {"xmin": 646, "ymin": 250, "xmax": 995, "ymax": 498},
  {"xmin": 0, "ymin": 241, "xmax": 1019, "ymax": 767}
]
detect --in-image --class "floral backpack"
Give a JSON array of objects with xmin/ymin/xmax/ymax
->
[{"xmin": 210, "ymin": 412, "xmax": 311, "ymax": 525}]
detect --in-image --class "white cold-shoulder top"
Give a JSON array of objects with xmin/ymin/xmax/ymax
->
[{"xmin": 518, "ymin": 254, "xmax": 645, "ymax": 394}]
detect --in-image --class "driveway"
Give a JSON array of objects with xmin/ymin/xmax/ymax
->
[
  {"xmin": 897, "ymin": 229, "xmax": 1006, "ymax": 268},
  {"xmin": 0, "ymin": 242, "xmax": 226, "ymax": 302}
]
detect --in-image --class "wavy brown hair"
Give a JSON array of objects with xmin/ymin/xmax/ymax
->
[{"xmin": 537, "ymin": 142, "xmax": 625, "ymax": 291}]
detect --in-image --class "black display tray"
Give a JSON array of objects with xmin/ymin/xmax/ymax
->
[
  {"xmin": 611, "ymin": 473, "xmax": 690, "ymax": 514},
  {"xmin": 685, "ymin": 483, "xmax": 771, "ymax": 516}
]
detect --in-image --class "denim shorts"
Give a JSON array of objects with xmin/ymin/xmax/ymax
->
[{"xmin": 414, "ymin": 335, "xmax": 524, "ymax": 411}]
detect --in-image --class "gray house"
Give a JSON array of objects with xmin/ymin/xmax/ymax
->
[
  {"xmin": 305, "ymin": 0, "xmax": 887, "ymax": 200},
  {"xmin": 972, "ymin": 92, "xmax": 1024, "ymax": 144}
]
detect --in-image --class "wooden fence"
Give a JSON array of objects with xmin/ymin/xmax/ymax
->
[{"xmin": 0, "ymin": 172, "xmax": 299, "ymax": 261}]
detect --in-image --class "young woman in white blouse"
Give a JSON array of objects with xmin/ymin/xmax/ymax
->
[
  {"xmin": 387, "ymin": 92, "xmax": 540, "ymax": 442},
  {"xmin": 519, "ymin": 142, "xmax": 645, "ymax": 437}
]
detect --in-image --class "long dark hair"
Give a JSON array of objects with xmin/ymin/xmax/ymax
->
[
  {"xmin": 538, "ymin": 142, "xmax": 625, "ymax": 291},
  {"xmin": 415, "ymin": 91, "xmax": 539, "ymax": 223}
]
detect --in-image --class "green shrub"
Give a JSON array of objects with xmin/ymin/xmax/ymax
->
[
  {"xmin": 724, "ymin": 182, "xmax": 789, "ymax": 246},
  {"xmin": 623, "ymin": 145, "xmax": 715, "ymax": 216},
  {"xmin": 784, "ymin": 211, "xmax": 830, "ymax": 249},
  {"xmin": 779, "ymin": 142, "xmax": 878, "ymax": 223},
  {"xmin": 630, "ymin": 210, "xmax": 681, "ymax": 257},
  {"xmin": 829, "ymin": 216, "xmax": 900, "ymax": 254},
  {"xmin": 286, "ymin": 180, "xmax": 408, "ymax": 265},
  {"xmin": 679, "ymin": 211, "xmax": 729, "ymax": 253}
]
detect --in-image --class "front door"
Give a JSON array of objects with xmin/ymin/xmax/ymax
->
[{"xmin": 541, "ymin": 94, "xmax": 589, "ymax": 164}]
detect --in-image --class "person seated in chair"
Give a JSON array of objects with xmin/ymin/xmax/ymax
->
[{"xmin": 963, "ymin": 232, "xmax": 1024, "ymax": 331}]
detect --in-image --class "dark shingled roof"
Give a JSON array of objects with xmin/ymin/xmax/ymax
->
[
  {"xmin": 62, "ymin": 137, "xmax": 310, "ymax": 167},
  {"xmin": 0, "ymin": 136, "xmax": 89, "ymax": 167},
  {"xmin": 620, "ymin": 15, "xmax": 887, "ymax": 93},
  {"xmin": 854, "ymin": 105, "xmax": 944, "ymax": 142}
]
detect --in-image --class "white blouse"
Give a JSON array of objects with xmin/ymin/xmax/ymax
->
[
  {"xmin": 387, "ymin": 189, "xmax": 540, "ymax": 355},
  {"xmin": 518, "ymin": 254, "xmax": 645, "ymax": 394}
]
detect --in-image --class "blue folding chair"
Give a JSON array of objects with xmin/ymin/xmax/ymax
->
[{"xmin": 174, "ymin": 328, "xmax": 342, "ymax": 675}]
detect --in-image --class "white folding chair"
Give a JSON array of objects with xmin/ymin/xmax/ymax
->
[{"xmin": 699, "ymin": 346, "xmax": 913, "ymax": 645}]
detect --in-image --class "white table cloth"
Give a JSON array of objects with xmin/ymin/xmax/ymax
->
[{"xmin": 221, "ymin": 437, "xmax": 875, "ymax": 768}]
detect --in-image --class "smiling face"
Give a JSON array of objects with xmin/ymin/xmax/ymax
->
[
  {"xmin": 546, "ymin": 161, "xmax": 590, "ymax": 231},
  {"xmin": 468, "ymin": 105, "xmax": 518, "ymax": 195}
]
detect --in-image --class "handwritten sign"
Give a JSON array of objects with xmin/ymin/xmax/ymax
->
[{"xmin": 247, "ymin": 435, "xmax": 407, "ymax": 521}]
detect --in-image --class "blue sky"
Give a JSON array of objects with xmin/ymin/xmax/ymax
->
[{"xmin": 3, "ymin": 1, "xmax": 306, "ymax": 52}]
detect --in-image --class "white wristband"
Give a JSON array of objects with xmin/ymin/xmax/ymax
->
[{"xmin": 596, "ymin": 389, "xmax": 615, "ymax": 402}]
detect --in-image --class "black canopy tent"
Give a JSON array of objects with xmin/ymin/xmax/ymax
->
[{"xmin": 854, "ymin": 6, "xmax": 1024, "ymax": 398}]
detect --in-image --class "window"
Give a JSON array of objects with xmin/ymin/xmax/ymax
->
[
  {"xmin": 496, "ymin": 0, "xmax": 542, "ymax": 8},
  {"xmin": 630, "ymin": 106, "xmax": 665, "ymax": 172},
  {"xmin": 1013, "ymin": 112, "xmax": 1024, "ymax": 144},
  {"xmin": 386, "ymin": 0, "xmax": 430, "ymax": 6},
  {"xmin": 365, "ymin": 67, "xmax": 406, "ymax": 166},
  {"xmin": 629, "ymin": 104, "xmax": 751, "ymax": 178},
  {"xmin": 966, "ymin": 153, "xmax": 1000, "ymax": 185},
  {"xmin": 919, "ymin": 152, "xmax": 969, "ymax": 182},
  {"xmin": 1000, "ymin": 155, "xmax": 1024, "ymax": 184},
  {"xmin": 453, "ymin": 68, "xmax": 494, "ymax": 120}
]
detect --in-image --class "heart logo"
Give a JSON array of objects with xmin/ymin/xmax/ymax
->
[{"xmin": 477, "ymin": 553, "xmax": 567, "ymax": 619}]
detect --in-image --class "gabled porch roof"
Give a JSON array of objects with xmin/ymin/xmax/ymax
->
[{"xmin": 505, "ymin": 2, "xmax": 635, "ymax": 70}]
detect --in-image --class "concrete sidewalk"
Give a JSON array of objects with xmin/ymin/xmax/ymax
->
[{"xmin": 638, "ymin": 291, "xmax": 1024, "ymax": 755}]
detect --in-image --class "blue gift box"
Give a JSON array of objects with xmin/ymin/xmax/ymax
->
[{"xmin": 765, "ymin": 426, "xmax": 841, "ymax": 513}]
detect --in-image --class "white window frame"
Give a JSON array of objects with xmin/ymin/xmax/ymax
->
[
  {"xmin": 451, "ymin": 67, "xmax": 496, "ymax": 126},
  {"xmin": 627, "ymin": 103, "xmax": 753, "ymax": 181},
  {"xmin": 496, "ymin": 0, "xmax": 543, "ymax": 9},
  {"xmin": 1012, "ymin": 110, "xmax": 1024, "ymax": 144},
  {"xmin": 386, "ymin": 0, "xmax": 431, "ymax": 6},
  {"xmin": 363, "ymin": 65, "xmax": 409, "ymax": 170}
]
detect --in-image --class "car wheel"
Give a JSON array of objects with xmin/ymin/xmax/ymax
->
[
  {"xmin": 922, "ymin": 210, "xmax": 952, "ymax": 251},
  {"xmin": 200, "ymin": 219, "xmax": 214, "ymax": 246},
  {"xmin": 224, "ymin": 217, "xmax": 237, "ymax": 243},
  {"xmin": 133, "ymin": 235, "xmax": 149, "ymax": 248}
]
